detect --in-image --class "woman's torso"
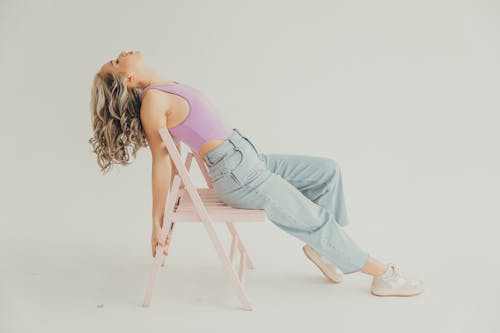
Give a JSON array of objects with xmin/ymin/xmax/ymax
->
[{"xmin": 143, "ymin": 81, "xmax": 227, "ymax": 158}]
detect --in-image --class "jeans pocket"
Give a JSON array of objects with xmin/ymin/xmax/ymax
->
[
  {"xmin": 225, "ymin": 147, "xmax": 245, "ymax": 173},
  {"xmin": 227, "ymin": 146, "xmax": 249, "ymax": 185},
  {"xmin": 230, "ymin": 146, "xmax": 268, "ymax": 186},
  {"xmin": 212, "ymin": 167, "xmax": 243, "ymax": 197}
]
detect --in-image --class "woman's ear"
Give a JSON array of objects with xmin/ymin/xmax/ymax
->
[{"xmin": 125, "ymin": 74, "xmax": 134, "ymax": 87}]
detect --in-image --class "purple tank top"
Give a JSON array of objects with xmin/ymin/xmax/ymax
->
[{"xmin": 140, "ymin": 82, "xmax": 233, "ymax": 152}]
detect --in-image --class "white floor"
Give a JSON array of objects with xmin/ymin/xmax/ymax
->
[{"xmin": 2, "ymin": 216, "xmax": 498, "ymax": 333}]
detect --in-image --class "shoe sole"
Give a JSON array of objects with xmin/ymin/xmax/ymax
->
[
  {"xmin": 303, "ymin": 245, "xmax": 343, "ymax": 283},
  {"xmin": 370, "ymin": 289, "xmax": 424, "ymax": 297}
]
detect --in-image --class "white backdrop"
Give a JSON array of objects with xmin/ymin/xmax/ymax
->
[{"xmin": 1, "ymin": 0, "xmax": 499, "ymax": 332}]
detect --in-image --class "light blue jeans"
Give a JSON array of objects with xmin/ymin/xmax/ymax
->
[{"xmin": 202, "ymin": 128, "xmax": 370, "ymax": 274}]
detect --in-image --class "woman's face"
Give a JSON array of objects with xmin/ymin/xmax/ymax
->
[{"xmin": 99, "ymin": 50, "xmax": 143, "ymax": 82}]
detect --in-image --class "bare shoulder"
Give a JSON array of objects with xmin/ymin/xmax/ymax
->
[
  {"xmin": 140, "ymin": 90, "xmax": 174, "ymax": 126},
  {"xmin": 140, "ymin": 89, "xmax": 173, "ymax": 114},
  {"xmin": 140, "ymin": 90, "xmax": 173, "ymax": 159}
]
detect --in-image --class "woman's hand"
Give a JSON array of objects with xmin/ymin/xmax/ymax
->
[{"xmin": 151, "ymin": 224, "xmax": 170, "ymax": 257}]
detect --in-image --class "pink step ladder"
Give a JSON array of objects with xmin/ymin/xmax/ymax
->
[{"xmin": 143, "ymin": 127, "xmax": 269, "ymax": 311}]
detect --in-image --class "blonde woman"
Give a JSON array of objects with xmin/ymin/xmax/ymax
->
[{"xmin": 89, "ymin": 50, "xmax": 424, "ymax": 297}]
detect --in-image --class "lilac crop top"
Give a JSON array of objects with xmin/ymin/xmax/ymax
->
[{"xmin": 140, "ymin": 82, "xmax": 233, "ymax": 152}]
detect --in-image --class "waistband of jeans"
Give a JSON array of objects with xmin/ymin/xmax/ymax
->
[{"xmin": 203, "ymin": 127, "xmax": 248, "ymax": 167}]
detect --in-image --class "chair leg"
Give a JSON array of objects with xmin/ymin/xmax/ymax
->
[
  {"xmin": 215, "ymin": 245, "xmax": 253, "ymax": 310},
  {"xmin": 143, "ymin": 178, "xmax": 181, "ymax": 308},
  {"xmin": 228, "ymin": 233, "xmax": 250, "ymax": 285},
  {"xmin": 144, "ymin": 225, "xmax": 253, "ymax": 310},
  {"xmin": 143, "ymin": 247, "xmax": 168, "ymax": 307},
  {"xmin": 225, "ymin": 222, "xmax": 256, "ymax": 269},
  {"xmin": 201, "ymin": 220, "xmax": 253, "ymax": 310},
  {"xmin": 239, "ymin": 251, "xmax": 247, "ymax": 285},
  {"xmin": 161, "ymin": 222, "xmax": 176, "ymax": 267}
]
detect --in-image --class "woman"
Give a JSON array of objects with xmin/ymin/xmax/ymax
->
[{"xmin": 89, "ymin": 50, "xmax": 424, "ymax": 297}]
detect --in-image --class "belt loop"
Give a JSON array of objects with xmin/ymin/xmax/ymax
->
[
  {"xmin": 204, "ymin": 154, "xmax": 213, "ymax": 167},
  {"xmin": 232, "ymin": 127, "xmax": 244, "ymax": 145},
  {"xmin": 227, "ymin": 127, "xmax": 240, "ymax": 148}
]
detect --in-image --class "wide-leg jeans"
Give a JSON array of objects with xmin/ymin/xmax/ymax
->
[{"xmin": 202, "ymin": 128, "xmax": 370, "ymax": 274}]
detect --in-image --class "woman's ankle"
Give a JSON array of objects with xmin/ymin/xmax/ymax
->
[{"xmin": 360, "ymin": 256, "xmax": 388, "ymax": 277}]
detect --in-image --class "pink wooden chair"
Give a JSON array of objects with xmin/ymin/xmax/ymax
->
[{"xmin": 143, "ymin": 127, "xmax": 268, "ymax": 311}]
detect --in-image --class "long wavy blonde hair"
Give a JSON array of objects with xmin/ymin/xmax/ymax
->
[{"xmin": 88, "ymin": 71, "xmax": 148, "ymax": 174}]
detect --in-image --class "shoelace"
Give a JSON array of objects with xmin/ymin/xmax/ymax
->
[{"xmin": 385, "ymin": 263, "xmax": 400, "ymax": 278}]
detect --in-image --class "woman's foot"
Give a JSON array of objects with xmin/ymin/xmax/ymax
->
[
  {"xmin": 370, "ymin": 263, "xmax": 424, "ymax": 296},
  {"xmin": 302, "ymin": 244, "xmax": 344, "ymax": 283}
]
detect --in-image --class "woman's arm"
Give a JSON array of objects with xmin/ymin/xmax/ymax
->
[
  {"xmin": 140, "ymin": 91, "xmax": 174, "ymax": 227},
  {"xmin": 152, "ymin": 157, "xmax": 172, "ymax": 227}
]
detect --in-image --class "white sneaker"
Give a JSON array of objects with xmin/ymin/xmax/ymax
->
[
  {"xmin": 302, "ymin": 244, "xmax": 344, "ymax": 283},
  {"xmin": 370, "ymin": 263, "xmax": 424, "ymax": 297}
]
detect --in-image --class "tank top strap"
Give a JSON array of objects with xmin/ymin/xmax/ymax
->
[{"xmin": 141, "ymin": 82, "xmax": 182, "ymax": 99}]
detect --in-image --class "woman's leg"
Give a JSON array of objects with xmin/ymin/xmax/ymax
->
[
  {"xmin": 210, "ymin": 130, "xmax": 423, "ymax": 296},
  {"xmin": 221, "ymin": 149, "xmax": 369, "ymax": 274},
  {"xmin": 361, "ymin": 257, "xmax": 388, "ymax": 277},
  {"xmin": 258, "ymin": 152, "xmax": 389, "ymax": 277},
  {"xmin": 258, "ymin": 153, "xmax": 350, "ymax": 226}
]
